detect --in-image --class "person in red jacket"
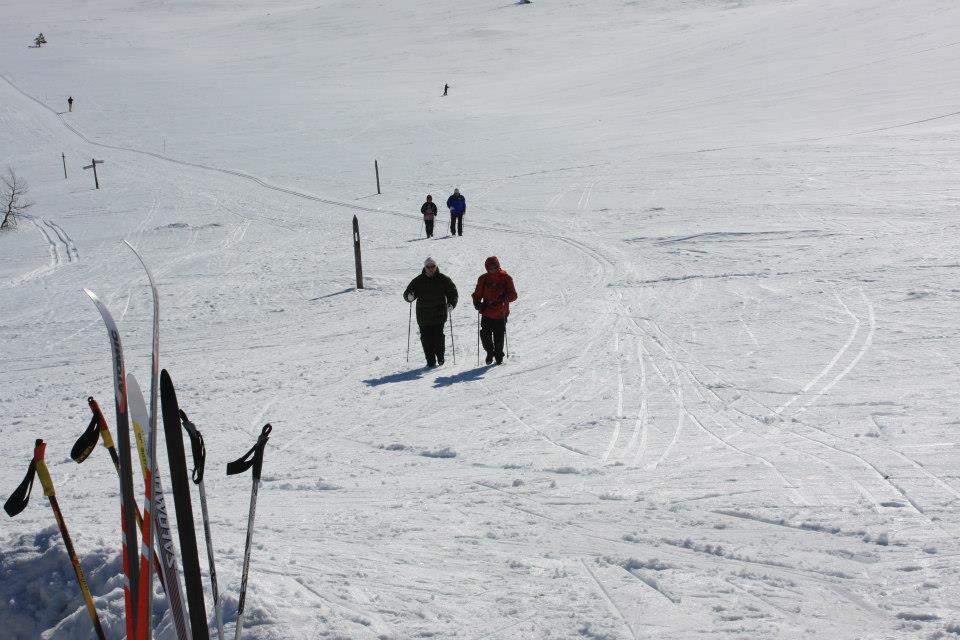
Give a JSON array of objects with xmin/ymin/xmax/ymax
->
[{"xmin": 471, "ymin": 256, "xmax": 518, "ymax": 365}]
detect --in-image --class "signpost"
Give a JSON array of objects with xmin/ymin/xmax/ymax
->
[{"xmin": 83, "ymin": 158, "xmax": 104, "ymax": 189}]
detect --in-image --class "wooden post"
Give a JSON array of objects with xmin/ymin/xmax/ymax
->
[
  {"xmin": 82, "ymin": 158, "xmax": 103, "ymax": 189},
  {"xmin": 353, "ymin": 215, "xmax": 364, "ymax": 289},
  {"xmin": 62, "ymin": 153, "xmax": 67, "ymax": 179},
  {"xmin": 374, "ymin": 160, "xmax": 381, "ymax": 195}
]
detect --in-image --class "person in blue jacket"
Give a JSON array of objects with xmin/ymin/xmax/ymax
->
[{"xmin": 446, "ymin": 188, "xmax": 466, "ymax": 237}]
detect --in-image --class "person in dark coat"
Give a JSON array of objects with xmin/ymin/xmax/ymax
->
[
  {"xmin": 404, "ymin": 257, "xmax": 459, "ymax": 367},
  {"xmin": 421, "ymin": 195, "xmax": 437, "ymax": 238},
  {"xmin": 472, "ymin": 256, "xmax": 517, "ymax": 365},
  {"xmin": 67, "ymin": 96, "xmax": 73, "ymax": 112},
  {"xmin": 443, "ymin": 83, "xmax": 449, "ymax": 96},
  {"xmin": 446, "ymin": 188, "xmax": 466, "ymax": 236}
]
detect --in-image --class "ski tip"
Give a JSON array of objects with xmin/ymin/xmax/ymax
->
[{"xmin": 82, "ymin": 287, "xmax": 98, "ymax": 301}]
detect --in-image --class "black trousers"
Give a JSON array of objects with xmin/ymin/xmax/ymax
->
[
  {"xmin": 425, "ymin": 219, "xmax": 434, "ymax": 237},
  {"xmin": 480, "ymin": 316, "xmax": 506, "ymax": 361},
  {"xmin": 419, "ymin": 323, "xmax": 446, "ymax": 365},
  {"xmin": 450, "ymin": 214, "xmax": 463, "ymax": 236}
]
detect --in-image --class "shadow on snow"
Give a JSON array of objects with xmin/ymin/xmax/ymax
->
[
  {"xmin": 362, "ymin": 368, "xmax": 429, "ymax": 386},
  {"xmin": 432, "ymin": 366, "xmax": 493, "ymax": 388}
]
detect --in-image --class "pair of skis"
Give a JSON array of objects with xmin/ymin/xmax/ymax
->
[{"xmin": 84, "ymin": 241, "xmax": 159, "ymax": 640}]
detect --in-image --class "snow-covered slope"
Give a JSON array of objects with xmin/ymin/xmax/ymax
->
[{"xmin": 2, "ymin": 0, "xmax": 960, "ymax": 637}]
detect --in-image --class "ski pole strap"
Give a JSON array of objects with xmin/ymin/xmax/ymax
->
[
  {"xmin": 179, "ymin": 409, "xmax": 206, "ymax": 484},
  {"xmin": 226, "ymin": 424, "xmax": 272, "ymax": 481},
  {"xmin": 3, "ymin": 439, "xmax": 40, "ymax": 517},
  {"xmin": 71, "ymin": 411, "xmax": 101, "ymax": 463},
  {"xmin": 34, "ymin": 441, "xmax": 56, "ymax": 498}
]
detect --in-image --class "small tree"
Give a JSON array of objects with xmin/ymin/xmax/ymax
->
[
  {"xmin": 1, "ymin": 168, "xmax": 32, "ymax": 230},
  {"xmin": 34, "ymin": 33, "xmax": 47, "ymax": 47}
]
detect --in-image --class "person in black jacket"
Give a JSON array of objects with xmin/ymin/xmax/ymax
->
[
  {"xmin": 403, "ymin": 257, "xmax": 458, "ymax": 367},
  {"xmin": 421, "ymin": 195, "xmax": 437, "ymax": 238}
]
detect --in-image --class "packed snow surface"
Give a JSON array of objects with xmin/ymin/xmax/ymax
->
[{"xmin": 2, "ymin": 0, "xmax": 960, "ymax": 638}]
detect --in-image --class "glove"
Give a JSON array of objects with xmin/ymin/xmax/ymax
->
[
  {"xmin": 473, "ymin": 300, "xmax": 482, "ymax": 311},
  {"xmin": 405, "ymin": 292, "xmax": 415, "ymax": 303},
  {"xmin": 447, "ymin": 303, "xmax": 455, "ymax": 312}
]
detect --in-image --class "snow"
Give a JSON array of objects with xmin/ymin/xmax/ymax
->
[{"xmin": 2, "ymin": 0, "xmax": 960, "ymax": 637}]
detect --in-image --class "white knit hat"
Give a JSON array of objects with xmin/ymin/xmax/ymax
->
[{"xmin": 424, "ymin": 257, "xmax": 437, "ymax": 267}]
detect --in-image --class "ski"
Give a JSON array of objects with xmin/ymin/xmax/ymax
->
[
  {"xmin": 161, "ymin": 369, "xmax": 210, "ymax": 640},
  {"xmin": 130, "ymin": 375, "xmax": 192, "ymax": 640},
  {"xmin": 71, "ymin": 396, "xmax": 169, "ymax": 595},
  {"xmin": 226, "ymin": 423, "xmax": 272, "ymax": 640},
  {"xmin": 126, "ymin": 241, "xmax": 161, "ymax": 640},
  {"xmin": 124, "ymin": 240, "xmax": 160, "ymax": 640},
  {"xmin": 5, "ymin": 440, "xmax": 108, "ymax": 640},
  {"xmin": 84, "ymin": 288, "xmax": 139, "ymax": 639},
  {"xmin": 180, "ymin": 409, "xmax": 225, "ymax": 640}
]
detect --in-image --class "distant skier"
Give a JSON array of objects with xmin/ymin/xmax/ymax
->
[
  {"xmin": 404, "ymin": 257, "xmax": 458, "ymax": 368},
  {"xmin": 446, "ymin": 188, "xmax": 466, "ymax": 237},
  {"xmin": 67, "ymin": 96, "xmax": 73, "ymax": 112},
  {"xmin": 443, "ymin": 83, "xmax": 449, "ymax": 96},
  {"xmin": 421, "ymin": 195, "xmax": 437, "ymax": 238},
  {"xmin": 472, "ymin": 256, "xmax": 517, "ymax": 365}
]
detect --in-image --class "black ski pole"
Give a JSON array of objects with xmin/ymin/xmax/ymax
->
[
  {"xmin": 477, "ymin": 313, "xmax": 481, "ymax": 366},
  {"xmin": 5, "ymin": 440, "xmax": 108, "ymax": 640},
  {"xmin": 406, "ymin": 302, "xmax": 412, "ymax": 362},
  {"xmin": 180, "ymin": 410, "xmax": 225, "ymax": 640},
  {"xmin": 227, "ymin": 424, "xmax": 272, "ymax": 640},
  {"xmin": 448, "ymin": 308, "xmax": 456, "ymax": 364},
  {"xmin": 505, "ymin": 322, "xmax": 510, "ymax": 358}
]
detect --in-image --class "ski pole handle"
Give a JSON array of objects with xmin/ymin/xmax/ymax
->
[
  {"xmin": 34, "ymin": 440, "xmax": 56, "ymax": 498},
  {"xmin": 179, "ymin": 410, "xmax": 207, "ymax": 484},
  {"xmin": 227, "ymin": 424, "xmax": 273, "ymax": 481}
]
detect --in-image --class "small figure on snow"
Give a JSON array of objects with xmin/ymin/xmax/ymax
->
[
  {"xmin": 404, "ymin": 257, "xmax": 458, "ymax": 368},
  {"xmin": 472, "ymin": 256, "xmax": 518, "ymax": 365},
  {"xmin": 67, "ymin": 96, "xmax": 73, "ymax": 112},
  {"xmin": 443, "ymin": 83, "xmax": 449, "ymax": 96},
  {"xmin": 446, "ymin": 188, "xmax": 466, "ymax": 237},
  {"xmin": 421, "ymin": 194, "xmax": 437, "ymax": 238}
]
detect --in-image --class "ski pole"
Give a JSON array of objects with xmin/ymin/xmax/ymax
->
[
  {"xmin": 227, "ymin": 424, "xmax": 272, "ymax": 640},
  {"xmin": 72, "ymin": 397, "xmax": 169, "ymax": 595},
  {"xmin": 5, "ymin": 440, "xmax": 108, "ymax": 640},
  {"xmin": 406, "ymin": 302, "xmax": 412, "ymax": 362},
  {"xmin": 180, "ymin": 409, "xmax": 225, "ymax": 640},
  {"xmin": 477, "ymin": 313, "xmax": 481, "ymax": 366},
  {"xmin": 505, "ymin": 322, "xmax": 510, "ymax": 358},
  {"xmin": 448, "ymin": 308, "xmax": 456, "ymax": 364}
]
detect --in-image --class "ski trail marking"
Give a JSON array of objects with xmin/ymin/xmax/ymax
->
[
  {"xmin": 776, "ymin": 289, "xmax": 860, "ymax": 415},
  {"xmin": 626, "ymin": 339, "xmax": 649, "ymax": 466},
  {"xmin": 647, "ymin": 363, "xmax": 683, "ymax": 471},
  {"xmin": 601, "ymin": 332, "xmax": 624, "ymax": 463},
  {"xmin": 796, "ymin": 289, "xmax": 875, "ymax": 415},
  {"xmin": 580, "ymin": 560, "xmax": 639, "ymax": 640}
]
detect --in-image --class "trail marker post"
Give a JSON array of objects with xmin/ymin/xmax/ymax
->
[
  {"xmin": 83, "ymin": 158, "xmax": 104, "ymax": 189},
  {"xmin": 62, "ymin": 153, "xmax": 67, "ymax": 179},
  {"xmin": 374, "ymin": 160, "xmax": 381, "ymax": 195},
  {"xmin": 353, "ymin": 215, "xmax": 364, "ymax": 290}
]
